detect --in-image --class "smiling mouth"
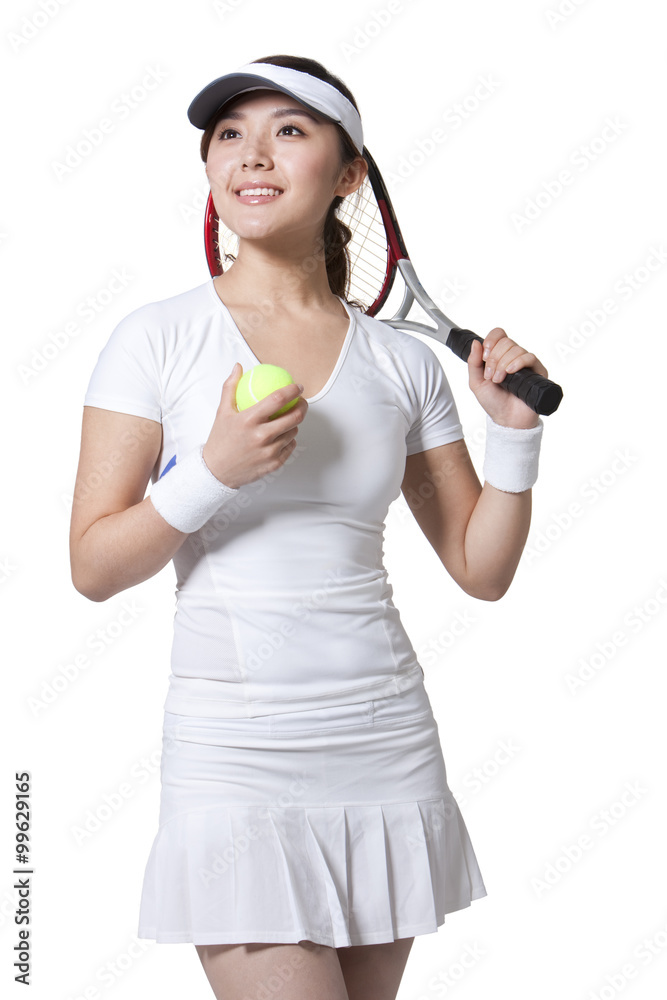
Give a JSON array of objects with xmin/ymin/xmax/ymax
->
[{"xmin": 236, "ymin": 187, "xmax": 283, "ymax": 198}]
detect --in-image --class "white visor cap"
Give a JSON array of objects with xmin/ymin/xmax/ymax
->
[{"xmin": 187, "ymin": 62, "xmax": 364, "ymax": 156}]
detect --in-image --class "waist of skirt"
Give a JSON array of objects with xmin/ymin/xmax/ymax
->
[{"xmin": 162, "ymin": 664, "xmax": 425, "ymax": 720}]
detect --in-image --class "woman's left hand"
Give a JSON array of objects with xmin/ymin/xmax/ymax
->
[{"xmin": 467, "ymin": 327, "xmax": 549, "ymax": 429}]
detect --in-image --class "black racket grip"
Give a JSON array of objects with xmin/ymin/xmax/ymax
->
[{"xmin": 446, "ymin": 328, "xmax": 563, "ymax": 416}]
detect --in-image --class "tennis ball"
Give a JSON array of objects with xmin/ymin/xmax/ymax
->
[{"xmin": 235, "ymin": 364, "xmax": 299, "ymax": 419}]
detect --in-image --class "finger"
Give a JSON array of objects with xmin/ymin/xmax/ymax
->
[
  {"xmin": 266, "ymin": 383, "xmax": 306, "ymax": 421},
  {"xmin": 269, "ymin": 396, "xmax": 308, "ymax": 434},
  {"xmin": 505, "ymin": 352, "xmax": 548, "ymax": 378},
  {"xmin": 482, "ymin": 327, "xmax": 508, "ymax": 360},
  {"xmin": 484, "ymin": 333, "xmax": 549, "ymax": 379},
  {"xmin": 240, "ymin": 382, "xmax": 305, "ymax": 421},
  {"xmin": 483, "ymin": 335, "xmax": 518, "ymax": 381},
  {"xmin": 486, "ymin": 344, "xmax": 534, "ymax": 383},
  {"xmin": 259, "ymin": 384, "xmax": 308, "ymax": 424},
  {"xmin": 493, "ymin": 347, "xmax": 546, "ymax": 381},
  {"xmin": 484, "ymin": 335, "xmax": 548, "ymax": 381},
  {"xmin": 222, "ymin": 362, "xmax": 244, "ymax": 408},
  {"xmin": 271, "ymin": 394, "xmax": 309, "ymax": 427},
  {"xmin": 467, "ymin": 338, "xmax": 486, "ymax": 389},
  {"xmin": 485, "ymin": 336, "xmax": 520, "ymax": 367},
  {"xmin": 262, "ymin": 400, "xmax": 308, "ymax": 450},
  {"xmin": 503, "ymin": 350, "xmax": 537, "ymax": 374}
]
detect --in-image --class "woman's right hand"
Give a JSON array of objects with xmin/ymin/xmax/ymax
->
[{"xmin": 202, "ymin": 363, "xmax": 308, "ymax": 490}]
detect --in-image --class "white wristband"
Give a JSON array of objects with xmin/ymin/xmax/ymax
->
[
  {"xmin": 483, "ymin": 415, "xmax": 544, "ymax": 493},
  {"xmin": 149, "ymin": 444, "xmax": 239, "ymax": 533}
]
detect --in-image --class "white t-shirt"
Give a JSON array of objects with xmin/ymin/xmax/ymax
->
[{"xmin": 83, "ymin": 279, "xmax": 464, "ymax": 718}]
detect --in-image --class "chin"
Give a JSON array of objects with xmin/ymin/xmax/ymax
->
[{"xmin": 230, "ymin": 224, "xmax": 276, "ymax": 242}]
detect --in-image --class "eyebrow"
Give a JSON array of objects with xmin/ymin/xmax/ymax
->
[{"xmin": 216, "ymin": 107, "xmax": 323, "ymax": 125}]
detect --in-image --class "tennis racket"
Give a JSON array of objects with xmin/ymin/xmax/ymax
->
[{"xmin": 204, "ymin": 147, "xmax": 563, "ymax": 416}]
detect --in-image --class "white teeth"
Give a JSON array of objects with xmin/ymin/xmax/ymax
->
[{"xmin": 238, "ymin": 188, "xmax": 281, "ymax": 197}]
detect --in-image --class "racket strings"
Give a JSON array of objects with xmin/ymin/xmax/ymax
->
[
  {"xmin": 337, "ymin": 179, "xmax": 390, "ymax": 310},
  {"xmin": 210, "ymin": 176, "xmax": 391, "ymax": 313}
]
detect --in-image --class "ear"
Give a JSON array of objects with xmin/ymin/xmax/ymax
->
[{"xmin": 334, "ymin": 155, "xmax": 369, "ymax": 198}]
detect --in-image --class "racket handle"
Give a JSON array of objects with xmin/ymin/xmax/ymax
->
[{"xmin": 446, "ymin": 328, "xmax": 563, "ymax": 416}]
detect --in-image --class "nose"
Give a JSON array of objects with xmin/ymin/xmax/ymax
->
[
  {"xmin": 240, "ymin": 131, "xmax": 274, "ymax": 170},
  {"xmin": 243, "ymin": 154, "xmax": 269, "ymax": 169}
]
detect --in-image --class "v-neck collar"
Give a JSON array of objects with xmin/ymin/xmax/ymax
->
[{"xmin": 207, "ymin": 278, "xmax": 356, "ymax": 403}]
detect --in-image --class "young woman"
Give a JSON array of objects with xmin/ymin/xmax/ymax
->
[{"xmin": 70, "ymin": 55, "xmax": 547, "ymax": 1000}]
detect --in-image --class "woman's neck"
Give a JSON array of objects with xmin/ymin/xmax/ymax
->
[{"xmin": 213, "ymin": 234, "xmax": 339, "ymax": 311}]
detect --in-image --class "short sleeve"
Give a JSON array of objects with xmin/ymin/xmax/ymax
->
[
  {"xmin": 83, "ymin": 310, "xmax": 162, "ymax": 422},
  {"xmin": 405, "ymin": 341, "xmax": 464, "ymax": 455}
]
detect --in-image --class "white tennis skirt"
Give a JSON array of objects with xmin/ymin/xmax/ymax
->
[{"xmin": 137, "ymin": 677, "xmax": 487, "ymax": 948}]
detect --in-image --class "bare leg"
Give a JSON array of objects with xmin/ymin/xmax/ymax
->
[
  {"xmin": 336, "ymin": 937, "xmax": 415, "ymax": 1000},
  {"xmin": 195, "ymin": 939, "xmax": 350, "ymax": 1000}
]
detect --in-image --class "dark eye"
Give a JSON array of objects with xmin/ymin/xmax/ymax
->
[
  {"xmin": 216, "ymin": 127, "xmax": 240, "ymax": 140},
  {"xmin": 278, "ymin": 124, "xmax": 304, "ymax": 136}
]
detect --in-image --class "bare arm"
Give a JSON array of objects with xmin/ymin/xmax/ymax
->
[
  {"xmin": 70, "ymin": 368, "xmax": 308, "ymax": 603},
  {"xmin": 401, "ymin": 439, "xmax": 531, "ymax": 601},
  {"xmin": 69, "ymin": 407, "xmax": 188, "ymax": 602},
  {"xmin": 400, "ymin": 327, "xmax": 547, "ymax": 601}
]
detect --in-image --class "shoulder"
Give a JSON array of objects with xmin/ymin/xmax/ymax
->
[
  {"xmin": 116, "ymin": 279, "xmax": 217, "ymax": 332},
  {"xmin": 101, "ymin": 280, "xmax": 222, "ymax": 364},
  {"xmin": 347, "ymin": 303, "xmax": 462, "ymax": 445},
  {"xmin": 348, "ymin": 303, "xmax": 451, "ymax": 381}
]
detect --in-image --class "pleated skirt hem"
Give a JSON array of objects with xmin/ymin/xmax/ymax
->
[
  {"xmin": 138, "ymin": 889, "xmax": 487, "ymax": 947},
  {"xmin": 136, "ymin": 796, "xmax": 488, "ymax": 949}
]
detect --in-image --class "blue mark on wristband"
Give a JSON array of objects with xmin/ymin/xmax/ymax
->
[{"xmin": 159, "ymin": 454, "xmax": 177, "ymax": 479}]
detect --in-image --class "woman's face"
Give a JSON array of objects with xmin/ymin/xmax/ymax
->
[{"xmin": 204, "ymin": 89, "xmax": 363, "ymax": 249}]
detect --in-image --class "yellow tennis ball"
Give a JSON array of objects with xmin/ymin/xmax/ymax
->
[{"xmin": 235, "ymin": 364, "xmax": 299, "ymax": 419}]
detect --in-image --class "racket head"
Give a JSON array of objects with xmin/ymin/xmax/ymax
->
[{"xmin": 203, "ymin": 146, "xmax": 408, "ymax": 315}]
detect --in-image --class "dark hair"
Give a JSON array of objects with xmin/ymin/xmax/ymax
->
[{"xmin": 199, "ymin": 54, "xmax": 364, "ymax": 302}]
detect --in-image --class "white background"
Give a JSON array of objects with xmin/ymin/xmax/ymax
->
[{"xmin": 3, "ymin": 0, "xmax": 666, "ymax": 998}]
